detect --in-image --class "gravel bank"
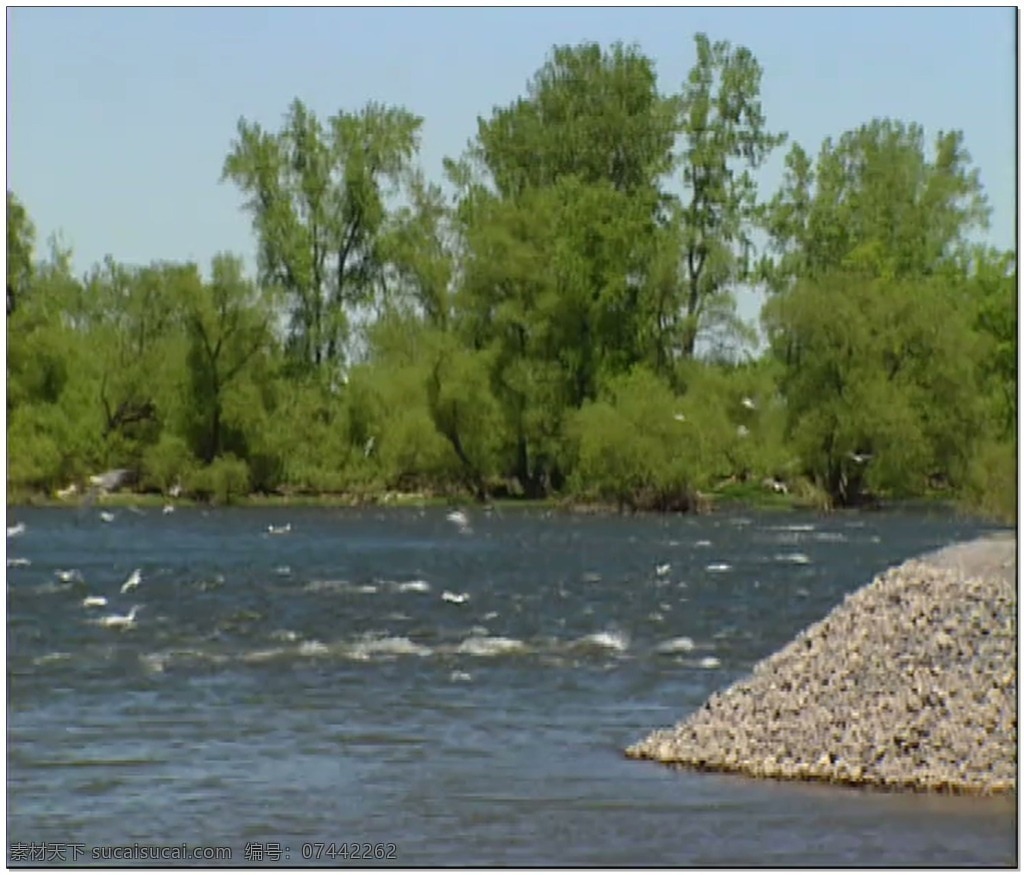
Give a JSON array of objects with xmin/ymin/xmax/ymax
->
[{"xmin": 626, "ymin": 535, "xmax": 1018, "ymax": 794}]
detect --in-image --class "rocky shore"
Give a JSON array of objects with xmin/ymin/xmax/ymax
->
[{"xmin": 626, "ymin": 534, "xmax": 1018, "ymax": 795}]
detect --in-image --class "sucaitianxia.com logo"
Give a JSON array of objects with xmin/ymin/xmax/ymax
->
[{"xmin": 9, "ymin": 842, "xmax": 233, "ymax": 862}]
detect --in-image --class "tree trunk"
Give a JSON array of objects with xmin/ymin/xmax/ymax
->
[
  {"xmin": 514, "ymin": 433, "xmax": 545, "ymax": 499},
  {"xmin": 208, "ymin": 402, "xmax": 222, "ymax": 464}
]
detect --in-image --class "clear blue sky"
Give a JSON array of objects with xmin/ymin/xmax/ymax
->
[{"xmin": 7, "ymin": 7, "xmax": 1017, "ymax": 327}]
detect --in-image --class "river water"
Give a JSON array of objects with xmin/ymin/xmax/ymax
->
[{"xmin": 6, "ymin": 505, "xmax": 1017, "ymax": 866}]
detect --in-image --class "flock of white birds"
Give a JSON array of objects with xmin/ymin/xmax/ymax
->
[
  {"xmin": 7, "ymin": 505, "xmax": 741, "ymax": 670},
  {"xmin": 6, "ymin": 505, "xmax": 482, "ymax": 636}
]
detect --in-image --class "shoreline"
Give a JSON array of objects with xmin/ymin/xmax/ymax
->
[{"xmin": 5, "ymin": 488, "xmax": 965, "ymax": 517}]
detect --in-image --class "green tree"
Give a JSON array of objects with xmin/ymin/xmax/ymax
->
[
  {"xmin": 763, "ymin": 270, "xmax": 986, "ymax": 504},
  {"xmin": 761, "ymin": 119, "xmax": 996, "ymax": 507},
  {"xmin": 378, "ymin": 170, "xmax": 455, "ymax": 329},
  {"xmin": 181, "ymin": 254, "xmax": 275, "ymax": 464},
  {"xmin": 223, "ymin": 98, "xmax": 422, "ymax": 371},
  {"xmin": 424, "ymin": 333, "xmax": 503, "ymax": 499},
  {"xmin": 671, "ymin": 33, "xmax": 785, "ymax": 359},
  {"xmin": 470, "ymin": 41, "xmax": 678, "ymax": 199},
  {"xmin": 7, "ymin": 190, "xmax": 35, "ymax": 315},
  {"xmin": 567, "ymin": 366, "xmax": 734, "ymax": 510},
  {"xmin": 7, "ymin": 238, "xmax": 107, "ymax": 489},
  {"xmin": 80, "ymin": 259, "xmax": 193, "ymax": 464},
  {"xmin": 967, "ymin": 247, "xmax": 1017, "ymax": 441},
  {"xmin": 764, "ymin": 119, "xmax": 990, "ymax": 288}
]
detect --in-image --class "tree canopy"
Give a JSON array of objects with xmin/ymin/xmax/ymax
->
[{"xmin": 7, "ymin": 35, "xmax": 1016, "ymax": 523}]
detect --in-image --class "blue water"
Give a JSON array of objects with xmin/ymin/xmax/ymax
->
[{"xmin": 5, "ymin": 505, "xmax": 1017, "ymax": 866}]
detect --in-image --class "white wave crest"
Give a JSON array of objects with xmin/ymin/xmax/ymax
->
[
  {"xmin": 397, "ymin": 579, "xmax": 431, "ymax": 593},
  {"xmin": 299, "ymin": 640, "xmax": 330, "ymax": 656},
  {"xmin": 774, "ymin": 552, "xmax": 811, "ymax": 565},
  {"xmin": 303, "ymin": 579, "xmax": 350, "ymax": 593},
  {"xmin": 656, "ymin": 636, "xmax": 695, "ymax": 654},
  {"xmin": 772, "ymin": 523, "xmax": 815, "ymax": 532},
  {"xmin": 456, "ymin": 636, "xmax": 527, "ymax": 657},
  {"xmin": 348, "ymin": 635, "xmax": 432, "ymax": 660},
  {"xmin": 571, "ymin": 631, "xmax": 629, "ymax": 653}
]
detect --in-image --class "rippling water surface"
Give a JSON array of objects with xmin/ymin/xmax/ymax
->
[{"xmin": 6, "ymin": 505, "xmax": 1016, "ymax": 866}]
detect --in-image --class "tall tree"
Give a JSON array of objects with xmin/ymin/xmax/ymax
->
[
  {"xmin": 223, "ymin": 98, "xmax": 422, "ymax": 371},
  {"xmin": 471, "ymin": 41, "xmax": 678, "ymax": 200},
  {"xmin": 377, "ymin": 170, "xmax": 455, "ymax": 329},
  {"xmin": 181, "ymin": 254, "xmax": 274, "ymax": 463},
  {"xmin": 763, "ymin": 119, "xmax": 990, "ymax": 288},
  {"xmin": 446, "ymin": 42, "xmax": 686, "ymax": 494},
  {"xmin": 82, "ymin": 259, "xmax": 194, "ymax": 461},
  {"xmin": 762, "ymin": 270, "xmax": 986, "ymax": 504},
  {"xmin": 672, "ymin": 33, "xmax": 785, "ymax": 359}
]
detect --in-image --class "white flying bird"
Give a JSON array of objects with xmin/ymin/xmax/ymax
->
[
  {"xmin": 81, "ymin": 469, "xmax": 132, "ymax": 512},
  {"xmin": 82, "ymin": 595, "xmax": 108, "ymax": 608},
  {"xmin": 446, "ymin": 510, "xmax": 472, "ymax": 535},
  {"xmin": 121, "ymin": 569, "xmax": 142, "ymax": 593},
  {"xmin": 99, "ymin": 605, "xmax": 141, "ymax": 630}
]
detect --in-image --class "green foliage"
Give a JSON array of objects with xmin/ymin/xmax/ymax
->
[
  {"xmin": 223, "ymin": 98, "xmax": 422, "ymax": 371},
  {"xmin": 963, "ymin": 439, "xmax": 1018, "ymax": 525},
  {"xmin": 675, "ymin": 356, "xmax": 793, "ymax": 483},
  {"xmin": 425, "ymin": 335, "xmax": 504, "ymax": 497},
  {"xmin": 181, "ymin": 253, "xmax": 275, "ymax": 463},
  {"xmin": 672, "ymin": 33, "xmax": 786, "ymax": 358},
  {"xmin": 142, "ymin": 433, "xmax": 195, "ymax": 493},
  {"xmin": 967, "ymin": 248, "xmax": 1017, "ymax": 441},
  {"xmin": 262, "ymin": 378, "xmax": 350, "ymax": 493},
  {"xmin": 567, "ymin": 367, "xmax": 735, "ymax": 509},
  {"xmin": 7, "ymin": 190, "xmax": 35, "ymax": 314},
  {"xmin": 764, "ymin": 271, "xmax": 991, "ymax": 503},
  {"xmin": 5, "ymin": 39, "xmax": 1014, "ymax": 520},
  {"xmin": 378, "ymin": 172, "xmax": 455, "ymax": 328},
  {"xmin": 8, "ymin": 404, "xmax": 67, "ymax": 491},
  {"xmin": 473, "ymin": 41, "xmax": 678, "ymax": 199},
  {"xmin": 190, "ymin": 454, "xmax": 251, "ymax": 505},
  {"xmin": 764, "ymin": 119, "xmax": 989, "ymax": 289}
]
